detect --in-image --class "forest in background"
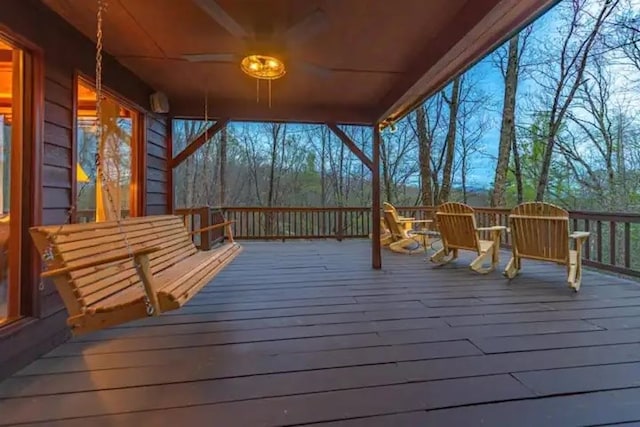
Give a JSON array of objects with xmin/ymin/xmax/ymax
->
[{"xmin": 173, "ymin": 0, "xmax": 640, "ymax": 214}]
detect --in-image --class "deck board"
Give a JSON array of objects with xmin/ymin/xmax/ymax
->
[{"xmin": 2, "ymin": 240, "xmax": 640, "ymax": 426}]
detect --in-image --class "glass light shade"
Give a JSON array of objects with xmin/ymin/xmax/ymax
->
[{"xmin": 240, "ymin": 55, "xmax": 286, "ymax": 80}]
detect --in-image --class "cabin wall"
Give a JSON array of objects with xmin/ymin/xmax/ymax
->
[{"xmin": 0, "ymin": 0, "xmax": 170, "ymax": 379}]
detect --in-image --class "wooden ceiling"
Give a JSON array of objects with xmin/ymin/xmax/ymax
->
[{"xmin": 41, "ymin": 0, "xmax": 557, "ymax": 124}]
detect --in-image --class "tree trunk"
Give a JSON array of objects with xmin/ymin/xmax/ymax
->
[
  {"xmin": 380, "ymin": 137, "xmax": 392, "ymax": 203},
  {"xmin": 415, "ymin": 106, "xmax": 433, "ymax": 206},
  {"xmin": 439, "ymin": 76, "xmax": 461, "ymax": 204},
  {"xmin": 218, "ymin": 124, "xmax": 227, "ymax": 206},
  {"xmin": 511, "ymin": 133, "xmax": 524, "ymax": 204},
  {"xmin": 461, "ymin": 151, "xmax": 468, "ymax": 204},
  {"xmin": 267, "ymin": 124, "xmax": 279, "ymax": 207},
  {"xmin": 491, "ymin": 34, "xmax": 520, "ymax": 207},
  {"xmin": 534, "ymin": 0, "xmax": 616, "ymax": 201}
]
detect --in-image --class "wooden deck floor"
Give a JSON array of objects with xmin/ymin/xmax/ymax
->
[{"xmin": 3, "ymin": 240, "xmax": 640, "ymax": 426}]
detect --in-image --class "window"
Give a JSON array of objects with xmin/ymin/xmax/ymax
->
[
  {"xmin": 0, "ymin": 36, "xmax": 25, "ymax": 323},
  {"xmin": 75, "ymin": 78, "xmax": 140, "ymax": 223}
]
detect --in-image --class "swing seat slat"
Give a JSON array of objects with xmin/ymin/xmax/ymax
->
[{"xmin": 29, "ymin": 214, "xmax": 242, "ymax": 335}]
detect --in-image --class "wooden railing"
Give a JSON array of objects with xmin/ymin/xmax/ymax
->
[
  {"xmin": 75, "ymin": 206, "xmax": 640, "ymax": 278},
  {"xmin": 393, "ymin": 206, "xmax": 640, "ymax": 277},
  {"xmin": 174, "ymin": 207, "xmax": 227, "ymax": 250},
  {"xmin": 221, "ymin": 207, "xmax": 371, "ymax": 240}
]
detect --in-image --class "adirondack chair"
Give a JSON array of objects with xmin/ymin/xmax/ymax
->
[
  {"xmin": 376, "ymin": 218, "xmax": 394, "ymax": 247},
  {"xmin": 430, "ymin": 202, "xmax": 506, "ymax": 273},
  {"xmin": 504, "ymin": 202, "xmax": 590, "ymax": 291},
  {"xmin": 382, "ymin": 202, "xmax": 432, "ymax": 254}
]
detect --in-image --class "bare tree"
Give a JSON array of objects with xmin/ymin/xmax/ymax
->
[
  {"xmin": 438, "ymin": 76, "xmax": 462, "ymax": 204},
  {"xmin": 218, "ymin": 124, "xmax": 227, "ymax": 206},
  {"xmin": 491, "ymin": 28, "xmax": 532, "ymax": 207},
  {"xmin": 532, "ymin": 0, "xmax": 620, "ymax": 201}
]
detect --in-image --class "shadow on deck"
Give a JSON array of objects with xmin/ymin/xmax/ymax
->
[{"xmin": 2, "ymin": 240, "xmax": 640, "ymax": 426}]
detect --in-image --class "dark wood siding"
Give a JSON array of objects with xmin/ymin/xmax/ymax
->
[
  {"xmin": 147, "ymin": 115, "xmax": 170, "ymax": 215},
  {"xmin": 0, "ymin": 0, "xmax": 170, "ymax": 379}
]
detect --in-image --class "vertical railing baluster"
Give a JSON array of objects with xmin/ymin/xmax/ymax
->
[
  {"xmin": 610, "ymin": 221, "xmax": 616, "ymax": 266},
  {"xmin": 584, "ymin": 219, "xmax": 591, "ymax": 260},
  {"xmin": 624, "ymin": 222, "xmax": 631, "ymax": 269},
  {"xmin": 597, "ymin": 220, "xmax": 603, "ymax": 263}
]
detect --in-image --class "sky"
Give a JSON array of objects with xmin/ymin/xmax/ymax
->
[{"xmin": 451, "ymin": 0, "xmax": 640, "ymax": 189}]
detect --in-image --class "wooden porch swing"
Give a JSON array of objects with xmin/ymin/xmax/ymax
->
[{"xmin": 29, "ymin": 0, "xmax": 241, "ymax": 335}]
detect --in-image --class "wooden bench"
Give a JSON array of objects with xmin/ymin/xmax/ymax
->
[{"xmin": 30, "ymin": 215, "xmax": 242, "ymax": 335}]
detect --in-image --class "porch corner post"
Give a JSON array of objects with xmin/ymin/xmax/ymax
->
[{"xmin": 372, "ymin": 124, "xmax": 382, "ymax": 269}]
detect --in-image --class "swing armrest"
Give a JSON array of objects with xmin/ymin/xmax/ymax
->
[
  {"xmin": 189, "ymin": 221, "xmax": 235, "ymax": 235},
  {"xmin": 41, "ymin": 246, "xmax": 162, "ymax": 278}
]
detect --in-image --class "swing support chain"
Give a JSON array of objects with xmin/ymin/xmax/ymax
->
[{"xmin": 38, "ymin": 0, "xmax": 155, "ymax": 316}]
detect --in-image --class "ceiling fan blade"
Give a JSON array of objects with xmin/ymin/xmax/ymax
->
[
  {"xmin": 193, "ymin": 0, "xmax": 248, "ymax": 38},
  {"xmin": 182, "ymin": 53, "xmax": 239, "ymax": 62},
  {"xmin": 292, "ymin": 60, "xmax": 331, "ymax": 78},
  {"xmin": 282, "ymin": 8, "xmax": 328, "ymax": 47}
]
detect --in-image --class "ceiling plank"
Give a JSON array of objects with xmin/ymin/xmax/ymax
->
[{"xmin": 376, "ymin": 0, "xmax": 498, "ymax": 124}]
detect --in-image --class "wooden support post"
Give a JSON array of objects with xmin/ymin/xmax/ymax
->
[
  {"xmin": 170, "ymin": 118, "xmax": 230, "ymax": 169},
  {"xmin": 199, "ymin": 206, "xmax": 211, "ymax": 250},
  {"xmin": 372, "ymin": 125, "xmax": 382, "ymax": 269},
  {"xmin": 336, "ymin": 210, "xmax": 343, "ymax": 242}
]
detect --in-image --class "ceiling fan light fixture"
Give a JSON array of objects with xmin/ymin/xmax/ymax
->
[{"xmin": 241, "ymin": 54, "xmax": 286, "ymax": 80}]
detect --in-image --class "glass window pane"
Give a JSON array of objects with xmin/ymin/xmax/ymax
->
[
  {"xmin": 76, "ymin": 80, "xmax": 136, "ymax": 223},
  {"xmin": 0, "ymin": 37, "xmax": 17, "ymax": 322}
]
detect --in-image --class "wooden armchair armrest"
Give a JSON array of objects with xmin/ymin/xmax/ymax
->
[
  {"xmin": 570, "ymin": 231, "xmax": 590, "ymax": 240},
  {"xmin": 398, "ymin": 219, "xmax": 432, "ymax": 224},
  {"xmin": 41, "ymin": 246, "xmax": 162, "ymax": 278},
  {"xmin": 477, "ymin": 226, "xmax": 507, "ymax": 232}
]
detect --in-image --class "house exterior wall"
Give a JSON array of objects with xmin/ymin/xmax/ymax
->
[{"xmin": 0, "ymin": 0, "xmax": 170, "ymax": 379}]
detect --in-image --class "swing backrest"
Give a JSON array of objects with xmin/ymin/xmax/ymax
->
[{"xmin": 30, "ymin": 215, "xmax": 197, "ymax": 315}]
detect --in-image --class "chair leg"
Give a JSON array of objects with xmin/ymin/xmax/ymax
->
[
  {"xmin": 430, "ymin": 247, "xmax": 457, "ymax": 265},
  {"xmin": 470, "ymin": 249, "xmax": 494, "ymax": 274},
  {"xmin": 568, "ymin": 259, "xmax": 582, "ymax": 292},
  {"xmin": 504, "ymin": 256, "xmax": 520, "ymax": 279},
  {"xmin": 380, "ymin": 235, "xmax": 393, "ymax": 247},
  {"xmin": 389, "ymin": 238, "xmax": 423, "ymax": 254}
]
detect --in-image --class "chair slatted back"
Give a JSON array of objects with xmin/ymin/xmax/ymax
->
[
  {"xmin": 30, "ymin": 215, "xmax": 197, "ymax": 314},
  {"xmin": 436, "ymin": 202, "xmax": 480, "ymax": 252},
  {"xmin": 383, "ymin": 203, "xmax": 409, "ymax": 239},
  {"xmin": 509, "ymin": 202, "xmax": 570, "ymax": 263}
]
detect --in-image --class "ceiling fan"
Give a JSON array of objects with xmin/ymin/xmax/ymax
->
[{"xmin": 184, "ymin": 0, "xmax": 331, "ymax": 80}]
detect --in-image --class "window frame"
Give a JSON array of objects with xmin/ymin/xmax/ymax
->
[
  {"xmin": 0, "ymin": 27, "xmax": 44, "ymax": 323},
  {"xmin": 72, "ymin": 73, "xmax": 146, "ymax": 222}
]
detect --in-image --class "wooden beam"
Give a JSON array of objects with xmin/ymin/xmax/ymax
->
[
  {"xmin": 372, "ymin": 125, "xmax": 382, "ymax": 270},
  {"xmin": 170, "ymin": 118, "xmax": 229, "ymax": 169},
  {"xmin": 326, "ymin": 123, "xmax": 373, "ymax": 171},
  {"xmin": 376, "ymin": 0, "xmax": 557, "ymax": 124}
]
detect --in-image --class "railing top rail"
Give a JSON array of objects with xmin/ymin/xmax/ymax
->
[{"xmin": 221, "ymin": 206, "xmax": 372, "ymax": 212}]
